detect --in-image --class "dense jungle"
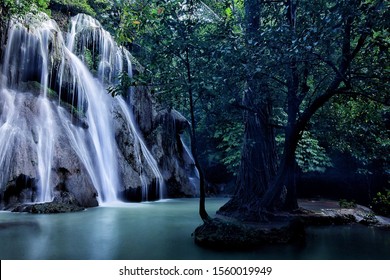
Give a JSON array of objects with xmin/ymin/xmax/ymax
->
[{"xmin": 0, "ymin": 0, "xmax": 389, "ymax": 259}]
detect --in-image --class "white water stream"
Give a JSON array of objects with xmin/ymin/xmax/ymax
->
[
  {"xmin": 0, "ymin": 13, "xmax": 165, "ymax": 203},
  {"xmin": 117, "ymin": 96, "xmax": 165, "ymax": 200}
]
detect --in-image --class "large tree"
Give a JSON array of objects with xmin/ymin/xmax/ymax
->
[
  {"xmin": 217, "ymin": 0, "xmax": 279, "ymax": 219},
  {"xmin": 114, "ymin": 0, "xmax": 389, "ymax": 223},
  {"xmin": 219, "ymin": 0, "xmax": 389, "ymax": 220}
]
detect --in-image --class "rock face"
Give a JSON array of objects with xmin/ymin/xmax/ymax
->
[
  {"xmin": 150, "ymin": 108, "xmax": 199, "ymax": 198},
  {"xmin": 0, "ymin": 89, "xmax": 98, "ymax": 209},
  {"xmin": 113, "ymin": 90, "xmax": 198, "ymax": 201},
  {"xmin": 0, "ymin": 13, "xmax": 197, "ymax": 210}
]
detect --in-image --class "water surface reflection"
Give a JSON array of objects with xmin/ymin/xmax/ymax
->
[{"xmin": 0, "ymin": 198, "xmax": 389, "ymax": 259}]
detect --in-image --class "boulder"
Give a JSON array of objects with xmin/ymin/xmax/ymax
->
[{"xmin": 11, "ymin": 202, "xmax": 85, "ymax": 214}]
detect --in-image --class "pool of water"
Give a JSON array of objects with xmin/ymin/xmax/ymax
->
[{"xmin": 0, "ymin": 198, "xmax": 389, "ymax": 259}]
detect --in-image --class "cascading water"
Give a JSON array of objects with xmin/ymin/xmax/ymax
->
[
  {"xmin": 117, "ymin": 48, "xmax": 165, "ymax": 200},
  {"xmin": 36, "ymin": 97, "xmax": 56, "ymax": 202},
  {"xmin": 117, "ymin": 97, "xmax": 165, "ymax": 200},
  {"xmin": 66, "ymin": 14, "xmax": 126, "ymax": 86},
  {"xmin": 64, "ymin": 13, "xmax": 166, "ymax": 201},
  {"xmin": 58, "ymin": 49, "xmax": 120, "ymax": 203},
  {"xmin": 0, "ymin": 12, "xmax": 168, "ymax": 205},
  {"xmin": 0, "ymin": 89, "xmax": 18, "ymax": 190},
  {"xmin": 180, "ymin": 137, "xmax": 200, "ymax": 196},
  {"xmin": 1, "ymin": 13, "xmax": 58, "ymax": 202}
]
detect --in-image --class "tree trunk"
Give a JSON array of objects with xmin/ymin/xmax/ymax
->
[
  {"xmin": 219, "ymin": 0, "xmax": 300, "ymax": 219},
  {"xmin": 218, "ymin": 0, "xmax": 278, "ymax": 220},
  {"xmin": 218, "ymin": 89, "xmax": 278, "ymax": 219},
  {"xmin": 257, "ymin": 0, "xmax": 301, "ymax": 213},
  {"xmin": 184, "ymin": 46, "xmax": 210, "ymax": 222},
  {"xmin": 260, "ymin": 124, "xmax": 300, "ymax": 212},
  {"xmin": 217, "ymin": 0, "xmax": 371, "ymax": 223}
]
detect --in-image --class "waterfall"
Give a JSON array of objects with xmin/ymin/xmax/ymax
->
[
  {"xmin": 117, "ymin": 97, "xmax": 165, "ymax": 200},
  {"xmin": 36, "ymin": 97, "xmax": 56, "ymax": 202},
  {"xmin": 66, "ymin": 14, "xmax": 127, "ymax": 86},
  {"xmin": 0, "ymin": 89, "xmax": 18, "ymax": 190},
  {"xmin": 0, "ymin": 12, "xmax": 167, "ymax": 204},
  {"xmin": 1, "ymin": 13, "xmax": 59, "ymax": 202},
  {"xmin": 64, "ymin": 13, "xmax": 165, "ymax": 201},
  {"xmin": 119, "ymin": 48, "xmax": 165, "ymax": 200},
  {"xmin": 58, "ymin": 49, "xmax": 120, "ymax": 203},
  {"xmin": 180, "ymin": 137, "xmax": 200, "ymax": 196}
]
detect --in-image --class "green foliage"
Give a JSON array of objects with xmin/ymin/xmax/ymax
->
[
  {"xmin": 316, "ymin": 96, "xmax": 390, "ymax": 177},
  {"xmin": 371, "ymin": 189, "xmax": 390, "ymax": 217},
  {"xmin": 107, "ymin": 72, "xmax": 148, "ymax": 98},
  {"xmin": 107, "ymin": 72, "xmax": 131, "ymax": 98},
  {"xmin": 87, "ymin": 0, "xmax": 121, "ymax": 34},
  {"xmin": 250, "ymin": 0, "xmax": 390, "ymax": 184},
  {"xmin": 339, "ymin": 199, "xmax": 357, "ymax": 209},
  {"xmin": 0, "ymin": 0, "xmax": 50, "ymax": 17},
  {"xmin": 115, "ymin": 0, "xmax": 244, "ymax": 175},
  {"xmin": 214, "ymin": 121, "xmax": 244, "ymax": 175},
  {"xmin": 276, "ymin": 131, "xmax": 333, "ymax": 173},
  {"xmin": 295, "ymin": 132, "xmax": 333, "ymax": 173},
  {"xmin": 50, "ymin": 0, "xmax": 96, "ymax": 16},
  {"xmin": 114, "ymin": 0, "xmax": 389, "ymax": 187},
  {"xmin": 87, "ymin": 0, "xmax": 111, "ymax": 14},
  {"xmin": 83, "ymin": 48, "xmax": 94, "ymax": 71}
]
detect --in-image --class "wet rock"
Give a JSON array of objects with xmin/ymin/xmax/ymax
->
[
  {"xmin": 149, "ymin": 108, "xmax": 199, "ymax": 197},
  {"xmin": 131, "ymin": 86, "xmax": 154, "ymax": 135},
  {"xmin": 112, "ymin": 100, "xmax": 153, "ymax": 198},
  {"xmin": 11, "ymin": 202, "xmax": 85, "ymax": 214},
  {"xmin": 194, "ymin": 217, "xmax": 305, "ymax": 250},
  {"xmin": 1, "ymin": 174, "xmax": 38, "ymax": 206},
  {"xmin": 52, "ymin": 183, "xmax": 81, "ymax": 205},
  {"xmin": 297, "ymin": 200, "xmax": 384, "ymax": 227},
  {"xmin": 194, "ymin": 200, "xmax": 390, "ymax": 250},
  {"xmin": 0, "ymin": 91, "xmax": 98, "ymax": 209},
  {"xmin": 113, "ymin": 89, "xmax": 199, "ymax": 199}
]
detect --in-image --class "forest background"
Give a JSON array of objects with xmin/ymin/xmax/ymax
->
[{"xmin": 1, "ymin": 0, "xmax": 389, "ymax": 218}]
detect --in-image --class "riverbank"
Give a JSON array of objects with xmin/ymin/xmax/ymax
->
[
  {"xmin": 298, "ymin": 199, "xmax": 390, "ymax": 229},
  {"xmin": 194, "ymin": 199, "xmax": 390, "ymax": 250}
]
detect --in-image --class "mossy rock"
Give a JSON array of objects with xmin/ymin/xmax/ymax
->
[
  {"xmin": 193, "ymin": 217, "xmax": 305, "ymax": 250},
  {"xmin": 11, "ymin": 202, "xmax": 85, "ymax": 214},
  {"xmin": 49, "ymin": 0, "xmax": 96, "ymax": 17}
]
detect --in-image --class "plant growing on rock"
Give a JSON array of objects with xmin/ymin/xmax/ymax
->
[
  {"xmin": 339, "ymin": 199, "xmax": 357, "ymax": 209},
  {"xmin": 371, "ymin": 189, "xmax": 390, "ymax": 217}
]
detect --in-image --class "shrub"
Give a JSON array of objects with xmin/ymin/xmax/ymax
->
[
  {"xmin": 50, "ymin": 0, "xmax": 96, "ymax": 17},
  {"xmin": 339, "ymin": 199, "xmax": 356, "ymax": 209},
  {"xmin": 371, "ymin": 189, "xmax": 390, "ymax": 217}
]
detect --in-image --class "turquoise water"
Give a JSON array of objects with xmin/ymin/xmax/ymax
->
[{"xmin": 0, "ymin": 198, "xmax": 389, "ymax": 259}]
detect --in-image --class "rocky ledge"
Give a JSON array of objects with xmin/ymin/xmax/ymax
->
[
  {"xmin": 296, "ymin": 199, "xmax": 390, "ymax": 229},
  {"xmin": 10, "ymin": 202, "xmax": 85, "ymax": 214},
  {"xmin": 194, "ymin": 217, "xmax": 305, "ymax": 250},
  {"xmin": 6, "ymin": 190, "xmax": 85, "ymax": 214},
  {"xmin": 193, "ymin": 200, "xmax": 390, "ymax": 249}
]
